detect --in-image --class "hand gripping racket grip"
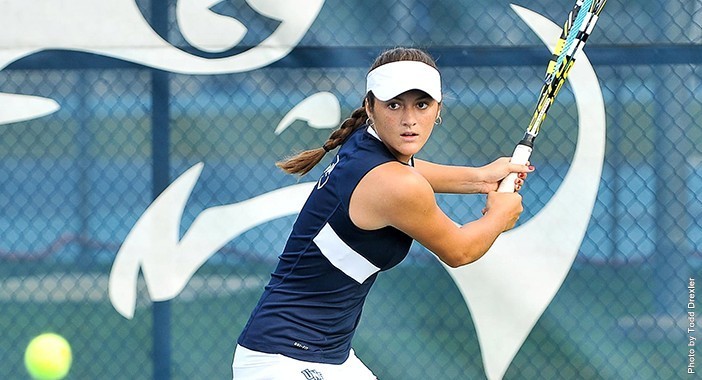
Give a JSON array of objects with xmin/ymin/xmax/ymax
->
[{"xmin": 497, "ymin": 142, "xmax": 533, "ymax": 193}]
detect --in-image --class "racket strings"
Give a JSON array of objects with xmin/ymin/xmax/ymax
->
[{"xmin": 525, "ymin": 0, "xmax": 607, "ymax": 137}]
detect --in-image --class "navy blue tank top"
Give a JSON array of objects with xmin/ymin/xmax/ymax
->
[{"xmin": 237, "ymin": 125, "xmax": 413, "ymax": 364}]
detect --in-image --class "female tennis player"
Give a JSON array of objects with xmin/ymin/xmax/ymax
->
[{"xmin": 233, "ymin": 47, "xmax": 532, "ymax": 379}]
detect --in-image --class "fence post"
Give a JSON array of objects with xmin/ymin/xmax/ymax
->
[
  {"xmin": 150, "ymin": 1, "xmax": 172, "ymax": 379},
  {"xmin": 77, "ymin": 74, "xmax": 92, "ymax": 263}
]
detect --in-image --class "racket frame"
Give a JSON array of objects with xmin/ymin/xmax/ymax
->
[{"xmin": 497, "ymin": 0, "xmax": 607, "ymax": 193}]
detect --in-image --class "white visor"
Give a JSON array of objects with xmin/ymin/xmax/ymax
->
[{"xmin": 366, "ymin": 61, "xmax": 442, "ymax": 102}]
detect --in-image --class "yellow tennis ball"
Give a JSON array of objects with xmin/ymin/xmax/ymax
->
[{"xmin": 24, "ymin": 333, "xmax": 72, "ymax": 380}]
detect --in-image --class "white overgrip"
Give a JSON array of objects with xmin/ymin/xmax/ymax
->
[{"xmin": 497, "ymin": 143, "xmax": 533, "ymax": 193}]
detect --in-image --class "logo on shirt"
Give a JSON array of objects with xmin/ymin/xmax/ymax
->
[
  {"xmin": 317, "ymin": 154, "xmax": 340, "ymax": 189},
  {"xmin": 301, "ymin": 369, "xmax": 325, "ymax": 380}
]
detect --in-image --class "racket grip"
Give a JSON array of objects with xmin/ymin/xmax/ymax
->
[{"xmin": 497, "ymin": 143, "xmax": 533, "ymax": 193}]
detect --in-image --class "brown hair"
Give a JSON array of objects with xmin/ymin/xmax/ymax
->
[{"xmin": 276, "ymin": 47, "xmax": 439, "ymax": 175}]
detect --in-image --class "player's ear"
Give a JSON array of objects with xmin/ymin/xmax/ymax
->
[{"xmin": 364, "ymin": 98, "xmax": 374, "ymax": 124}]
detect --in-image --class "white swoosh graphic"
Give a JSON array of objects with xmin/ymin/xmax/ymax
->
[
  {"xmin": 444, "ymin": 5, "xmax": 606, "ymax": 379},
  {"xmin": 108, "ymin": 162, "xmax": 315, "ymax": 319},
  {"xmin": 0, "ymin": 0, "xmax": 324, "ymax": 124},
  {"xmin": 275, "ymin": 92, "xmax": 341, "ymax": 135},
  {"xmin": 177, "ymin": 0, "xmax": 248, "ymax": 53},
  {"xmin": 0, "ymin": 93, "xmax": 59, "ymax": 125}
]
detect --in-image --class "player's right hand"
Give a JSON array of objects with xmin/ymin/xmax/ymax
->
[{"xmin": 482, "ymin": 191, "xmax": 523, "ymax": 231}]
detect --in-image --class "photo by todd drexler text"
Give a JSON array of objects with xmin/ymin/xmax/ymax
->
[{"xmin": 688, "ymin": 277, "xmax": 697, "ymax": 375}]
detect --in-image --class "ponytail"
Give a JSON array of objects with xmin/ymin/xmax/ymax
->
[{"xmin": 276, "ymin": 105, "xmax": 369, "ymax": 176}]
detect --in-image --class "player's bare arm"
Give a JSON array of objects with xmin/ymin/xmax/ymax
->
[
  {"xmin": 350, "ymin": 162, "xmax": 523, "ymax": 267},
  {"xmin": 413, "ymin": 157, "xmax": 533, "ymax": 194}
]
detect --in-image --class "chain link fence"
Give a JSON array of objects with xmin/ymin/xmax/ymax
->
[{"xmin": 1, "ymin": 0, "xmax": 701, "ymax": 379}]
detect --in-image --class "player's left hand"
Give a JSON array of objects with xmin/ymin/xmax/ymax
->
[{"xmin": 478, "ymin": 157, "xmax": 534, "ymax": 193}]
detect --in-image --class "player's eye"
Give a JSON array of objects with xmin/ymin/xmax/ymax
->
[
  {"xmin": 416, "ymin": 101, "xmax": 429, "ymax": 110},
  {"xmin": 387, "ymin": 102, "xmax": 401, "ymax": 110}
]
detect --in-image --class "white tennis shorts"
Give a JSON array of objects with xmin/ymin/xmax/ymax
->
[{"xmin": 232, "ymin": 345, "xmax": 378, "ymax": 380}]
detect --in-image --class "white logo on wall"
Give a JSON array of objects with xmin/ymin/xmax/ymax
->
[
  {"xmin": 0, "ymin": 0, "xmax": 328, "ymax": 124},
  {"xmin": 0, "ymin": 3, "xmax": 605, "ymax": 380}
]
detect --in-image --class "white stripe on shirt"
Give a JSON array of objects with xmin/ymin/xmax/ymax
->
[{"xmin": 313, "ymin": 223, "xmax": 380, "ymax": 284}]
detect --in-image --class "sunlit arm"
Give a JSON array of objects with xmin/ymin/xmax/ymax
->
[
  {"xmin": 414, "ymin": 157, "xmax": 532, "ymax": 195},
  {"xmin": 350, "ymin": 163, "xmax": 523, "ymax": 268},
  {"xmin": 413, "ymin": 159, "xmax": 487, "ymax": 194}
]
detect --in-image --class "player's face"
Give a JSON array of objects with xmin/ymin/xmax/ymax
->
[{"xmin": 366, "ymin": 90, "xmax": 440, "ymax": 163}]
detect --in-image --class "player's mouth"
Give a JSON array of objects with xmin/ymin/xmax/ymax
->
[{"xmin": 400, "ymin": 131, "xmax": 419, "ymax": 140}]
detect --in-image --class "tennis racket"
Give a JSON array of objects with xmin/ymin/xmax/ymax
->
[{"xmin": 498, "ymin": 0, "xmax": 607, "ymax": 193}]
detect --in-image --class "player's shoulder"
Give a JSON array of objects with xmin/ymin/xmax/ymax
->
[
  {"xmin": 365, "ymin": 161, "xmax": 434, "ymax": 198},
  {"xmin": 350, "ymin": 160, "xmax": 438, "ymax": 230}
]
